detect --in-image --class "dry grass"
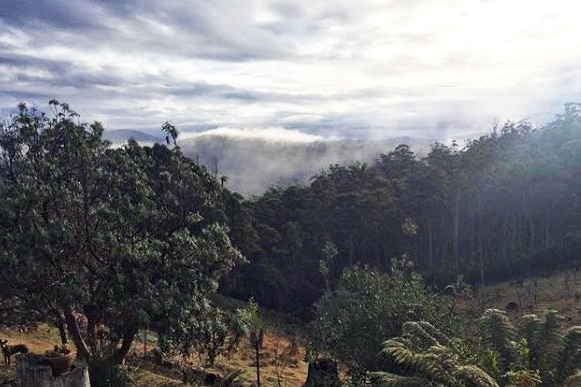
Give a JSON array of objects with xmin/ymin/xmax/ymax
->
[
  {"xmin": 9, "ymin": 271, "xmax": 581, "ymax": 387},
  {"xmin": 0, "ymin": 321, "xmax": 309, "ymax": 387},
  {"xmin": 131, "ymin": 329, "xmax": 309, "ymax": 387},
  {"xmin": 458, "ymin": 268, "xmax": 581, "ymax": 328}
]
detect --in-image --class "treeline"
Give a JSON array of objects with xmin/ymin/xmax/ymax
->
[{"xmin": 220, "ymin": 103, "xmax": 581, "ymax": 317}]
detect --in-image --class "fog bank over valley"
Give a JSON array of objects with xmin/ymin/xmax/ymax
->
[{"xmin": 105, "ymin": 127, "xmax": 435, "ymax": 197}]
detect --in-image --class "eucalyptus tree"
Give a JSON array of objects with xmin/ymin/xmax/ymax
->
[{"xmin": 0, "ymin": 101, "xmax": 244, "ymax": 383}]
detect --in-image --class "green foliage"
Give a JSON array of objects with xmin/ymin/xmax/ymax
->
[
  {"xmin": 379, "ymin": 308, "xmax": 581, "ymax": 387},
  {"xmin": 0, "ymin": 102, "xmax": 244, "ymax": 372},
  {"xmin": 243, "ymin": 298, "xmax": 264, "ymax": 387},
  {"xmin": 220, "ymin": 102, "xmax": 581, "ymax": 316},
  {"xmin": 555, "ymin": 326, "xmax": 581, "ymax": 384},
  {"xmin": 90, "ymin": 363, "xmax": 137, "ymax": 387},
  {"xmin": 476, "ymin": 309, "xmax": 569, "ymax": 386},
  {"xmin": 308, "ymin": 260, "xmax": 454, "ymax": 374},
  {"xmin": 479, "ymin": 309, "xmax": 519, "ymax": 374},
  {"xmin": 378, "ymin": 321, "xmax": 499, "ymax": 387},
  {"xmin": 319, "ymin": 241, "xmax": 338, "ymax": 291}
]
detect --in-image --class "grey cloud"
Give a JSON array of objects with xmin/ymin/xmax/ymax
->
[
  {"xmin": 167, "ymin": 83, "xmax": 264, "ymax": 101},
  {"xmin": 0, "ymin": 0, "xmax": 120, "ymax": 51},
  {"xmin": 0, "ymin": 53, "xmax": 124, "ymax": 91},
  {"xmin": 108, "ymin": 1, "xmax": 294, "ymax": 61},
  {"xmin": 165, "ymin": 82, "xmax": 349, "ymax": 104},
  {"xmin": 1, "ymin": 0, "xmax": 102, "ymax": 30},
  {"xmin": 0, "ymin": 0, "xmax": 579, "ymax": 145},
  {"xmin": 1, "ymin": 0, "xmax": 292, "ymax": 62}
]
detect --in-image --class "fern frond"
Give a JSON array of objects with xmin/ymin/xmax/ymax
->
[
  {"xmin": 554, "ymin": 326, "xmax": 581, "ymax": 384},
  {"xmin": 503, "ymin": 369, "xmax": 541, "ymax": 387},
  {"xmin": 400, "ymin": 321, "xmax": 442, "ymax": 349},
  {"xmin": 562, "ymin": 370, "xmax": 581, "ymax": 387},
  {"xmin": 383, "ymin": 338, "xmax": 427, "ymax": 373},
  {"xmin": 417, "ymin": 320, "xmax": 453, "ymax": 347},
  {"xmin": 371, "ymin": 372, "xmax": 435, "ymax": 387},
  {"xmin": 454, "ymin": 365, "xmax": 500, "ymax": 387},
  {"xmin": 383, "ymin": 339, "xmax": 458, "ymax": 385},
  {"xmin": 540, "ymin": 310, "xmax": 563, "ymax": 351},
  {"xmin": 383, "ymin": 338, "xmax": 435, "ymax": 373},
  {"xmin": 535, "ymin": 309, "xmax": 563, "ymax": 380},
  {"xmin": 520, "ymin": 315, "xmax": 541, "ymax": 342},
  {"xmin": 520, "ymin": 314, "xmax": 541, "ymax": 368},
  {"xmin": 480, "ymin": 309, "xmax": 518, "ymax": 371}
]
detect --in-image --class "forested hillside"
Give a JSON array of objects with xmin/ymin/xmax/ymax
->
[
  {"xmin": 220, "ymin": 103, "xmax": 581, "ymax": 317},
  {"xmin": 3, "ymin": 100, "xmax": 581, "ymax": 387},
  {"xmin": 104, "ymin": 130, "xmax": 435, "ymax": 196}
]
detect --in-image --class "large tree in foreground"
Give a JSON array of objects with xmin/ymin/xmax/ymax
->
[{"xmin": 0, "ymin": 101, "xmax": 244, "ymax": 383}]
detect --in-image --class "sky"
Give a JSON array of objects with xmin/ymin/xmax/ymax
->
[{"xmin": 1, "ymin": 0, "xmax": 580, "ymax": 142}]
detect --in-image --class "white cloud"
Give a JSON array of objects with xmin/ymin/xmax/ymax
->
[
  {"xmin": 0, "ymin": 0, "xmax": 580, "ymax": 141},
  {"xmin": 179, "ymin": 126, "xmax": 326, "ymax": 143}
]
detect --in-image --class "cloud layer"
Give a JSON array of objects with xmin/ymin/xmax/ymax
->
[{"xmin": 1, "ymin": 0, "xmax": 580, "ymax": 140}]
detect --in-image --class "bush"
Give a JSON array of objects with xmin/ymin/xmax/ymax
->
[{"xmin": 307, "ymin": 259, "xmax": 456, "ymax": 374}]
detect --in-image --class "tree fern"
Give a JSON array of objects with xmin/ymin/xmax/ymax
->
[
  {"xmin": 400, "ymin": 321, "xmax": 444, "ymax": 349},
  {"xmin": 416, "ymin": 321, "xmax": 453, "ymax": 347},
  {"xmin": 519, "ymin": 314, "xmax": 541, "ymax": 369},
  {"xmin": 382, "ymin": 337, "xmax": 437, "ymax": 374},
  {"xmin": 382, "ymin": 339, "xmax": 457, "ymax": 386},
  {"xmin": 382, "ymin": 324, "xmax": 496, "ymax": 387},
  {"xmin": 554, "ymin": 326, "xmax": 581, "ymax": 384},
  {"xmin": 533, "ymin": 310, "xmax": 563, "ymax": 386},
  {"xmin": 380, "ymin": 310, "xmax": 580, "ymax": 387},
  {"xmin": 479, "ymin": 309, "xmax": 519, "ymax": 373}
]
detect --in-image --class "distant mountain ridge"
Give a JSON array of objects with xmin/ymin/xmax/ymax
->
[
  {"xmin": 103, "ymin": 129, "xmax": 163, "ymax": 143},
  {"xmin": 104, "ymin": 129, "xmax": 434, "ymax": 197}
]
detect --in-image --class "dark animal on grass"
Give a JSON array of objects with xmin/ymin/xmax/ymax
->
[{"xmin": 1, "ymin": 339, "xmax": 29, "ymax": 365}]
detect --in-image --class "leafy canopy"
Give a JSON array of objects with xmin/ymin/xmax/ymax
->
[
  {"xmin": 308, "ymin": 259, "xmax": 455, "ymax": 374},
  {"xmin": 0, "ymin": 101, "xmax": 244, "ymax": 377}
]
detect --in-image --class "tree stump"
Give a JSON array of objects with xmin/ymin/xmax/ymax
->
[
  {"xmin": 304, "ymin": 358, "xmax": 340, "ymax": 387},
  {"xmin": 15, "ymin": 354, "xmax": 91, "ymax": 387}
]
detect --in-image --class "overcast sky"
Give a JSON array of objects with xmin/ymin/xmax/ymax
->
[{"xmin": 1, "ymin": 0, "xmax": 580, "ymax": 141}]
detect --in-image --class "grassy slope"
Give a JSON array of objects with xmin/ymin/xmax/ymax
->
[
  {"xmin": 0, "ymin": 298, "xmax": 309, "ymax": 387},
  {"xmin": 3, "ymin": 269, "xmax": 581, "ymax": 386},
  {"xmin": 460, "ymin": 267, "xmax": 581, "ymax": 327}
]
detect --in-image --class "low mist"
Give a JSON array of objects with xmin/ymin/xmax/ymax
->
[
  {"xmin": 178, "ymin": 132, "xmax": 434, "ymax": 197},
  {"xmin": 105, "ymin": 127, "xmax": 435, "ymax": 197}
]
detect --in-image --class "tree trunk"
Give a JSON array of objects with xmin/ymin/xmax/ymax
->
[
  {"xmin": 57, "ymin": 312, "xmax": 68, "ymax": 345},
  {"xmin": 304, "ymin": 359, "xmax": 340, "ymax": 387},
  {"xmin": 111, "ymin": 324, "xmax": 138, "ymax": 364},
  {"xmin": 63, "ymin": 307, "xmax": 90, "ymax": 362},
  {"xmin": 428, "ymin": 221, "xmax": 433, "ymax": 270},
  {"xmin": 64, "ymin": 306, "xmax": 138, "ymax": 386},
  {"xmin": 254, "ymin": 341, "xmax": 261, "ymax": 387},
  {"xmin": 453, "ymin": 193, "xmax": 460, "ymax": 267}
]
